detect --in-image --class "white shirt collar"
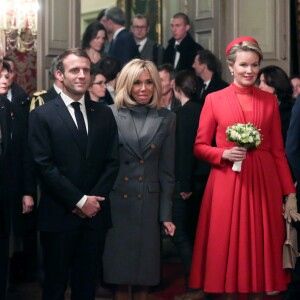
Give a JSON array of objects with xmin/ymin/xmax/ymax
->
[
  {"xmin": 137, "ymin": 37, "xmax": 147, "ymax": 52},
  {"xmin": 203, "ymin": 80, "xmax": 211, "ymax": 88},
  {"xmin": 7, "ymin": 88, "xmax": 12, "ymax": 101},
  {"xmin": 60, "ymin": 91, "xmax": 85, "ymax": 108},
  {"xmin": 53, "ymin": 83, "xmax": 62, "ymax": 95},
  {"xmin": 113, "ymin": 27, "xmax": 125, "ymax": 39}
]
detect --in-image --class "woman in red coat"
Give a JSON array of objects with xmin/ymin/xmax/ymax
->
[{"xmin": 189, "ymin": 37, "xmax": 300, "ymax": 300}]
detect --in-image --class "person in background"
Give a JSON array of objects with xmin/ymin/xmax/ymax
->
[
  {"xmin": 87, "ymin": 68, "xmax": 107, "ymax": 103},
  {"xmin": 105, "ymin": 7, "xmax": 139, "ymax": 66},
  {"xmin": 0, "ymin": 45, "xmax": 36, "ymax": 300},
  {"xmin": 103, "ymin": 59, "xmax": 176, "ymax": 300},
  {"xmin": 163, "ymin": 12, "xmax": 203, "ymax": 71},
  {"xmin": 189, "ymin": 36, "xmax": 299, "ymax": 300},
  {"xmin": 28, "ymin": 48, "xmax": 119, "ymax": 300},
  {"xmin": 131, "ymin": 14, "xmax": 164, "ymax": 65},
  {"xmin": 171, "ymin": 70, "xmax": 206, "ymax": 300},
  {"xmin": 81, "ymin": 21, "xmax": 107, "ymax": 68},
  {"xmin": 290, "ymin": 75, "xmax": 300, "ymax": 100},
  {"xmin": 97, "ymin": 8, "xmax": 112, "ymax": 54},
  {"xmin": 192, "ymin": 49, "xmax": 228, "ymax": 105},
  {"xmin": 30, "ymin": 56, "xmax": 63, "ymax": 111},
  {"xmin": 286, "ymin": 93, "xmax": 300, "ymax": 300},
  {"xmin": 98, "ymin": 55, "xmax": 122, "ymax": 104},
  {"xmin": 258, "ymin": 65, "xmax": 294, "ymax": 145},
  {"xmin": 157, "ymin": 63, "xmax": 181, "ymax": 111},
  {"xmin": 3, "ymin": 56, "xmax": 29, "ymax": 104}
]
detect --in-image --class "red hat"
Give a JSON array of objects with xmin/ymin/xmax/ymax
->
[{"xmin": 225, "ymin": 36, "xmax": 258, "ymax": 56}]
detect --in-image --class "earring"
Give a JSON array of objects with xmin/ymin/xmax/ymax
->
[{"xmin": 231, "ymin": 71, "xmax": 234, "ymax": 76}]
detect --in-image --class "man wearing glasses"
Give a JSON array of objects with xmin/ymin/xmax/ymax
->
[{"xmin": 131, "ymin": 14, "xmax": 164, "ymax": 66}]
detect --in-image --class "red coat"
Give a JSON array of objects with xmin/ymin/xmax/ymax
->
[{"xmin": 190, "ymin": 84, "xmax": 295, "ymax": 293}]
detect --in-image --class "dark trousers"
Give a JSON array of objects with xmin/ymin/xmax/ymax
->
[
  {"xmin": 171, "ymin": 176, "xmax": 208, "ymax": 291},
  {"xmin": 0, "ymin": 235, "xmax": 9, "ymax": 300},
  {"xmin": 40, "ymin": 227, "xmax": 106, "ymax": 300}
]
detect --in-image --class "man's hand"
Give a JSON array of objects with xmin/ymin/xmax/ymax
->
[
  {"xmin": 81, "ymin": 196, "xmax": 105, "ymax": 218},
  {"xmin": 72, "ymin": 207, "xmax": 87, "ymax": 219},
  {"xmin": 22, "ymin": 195, "xmax": 34, "ymax": 214},
  {"xmin": 163, "ymin": 222, "xmax": 176, "ymax": 236}
]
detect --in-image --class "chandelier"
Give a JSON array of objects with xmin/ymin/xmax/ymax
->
[{"xmin": 0, "ymin": 0, "xmax": 39, "ymax": 52}]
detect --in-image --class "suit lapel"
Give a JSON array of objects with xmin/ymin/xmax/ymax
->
[
  {"xmin": 114, "ymin": 107, "xmax": 143, "ymax": 159},
  {"xmin": 139, "ymin": 108, "xmax": 163, "ymax": 153},
  {"xmin": 85, "ymin": 100, "xmax": 97, "ymax": 157}
]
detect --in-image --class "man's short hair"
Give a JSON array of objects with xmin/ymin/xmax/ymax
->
[
  {"xmin": 105, "ymin": 7, "xmax": 125, "ymax": 26},
  {"xmin": 49, "ymin": 56, "xmax": 59, "ymax": 80},
  {"xmin": 172, "ymin": 12, "xmax": 190, "ymax": 25},
  {"xmin": 197, "ymin": 49, "xmax": 222, "ymax": 76},
  {"xmin": 157, "ymin": 63, "xmax": 176, "ymax": 80},
  {"xmin": 131, "ymin": 14, "xmax": 149, "ymax": 26},
  {"xmin": 56, "ymin": 48, "xmax": 90, "ymax": 74}
]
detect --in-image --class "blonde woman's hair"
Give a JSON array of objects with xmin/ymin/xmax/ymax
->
[
  {"xmin": 114, "ymin": 59, "xmax": 162, "ymax": 109},
  {"xmin": 226, "ymin": 41, "xmax": 263, "ymax": 66}
]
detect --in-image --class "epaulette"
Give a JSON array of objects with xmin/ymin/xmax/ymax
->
[
  {"xmin": 33, "ymin": 90, "xmax": 47, "ymax": 97},
  {"xmin": 30, "ymin": 90, "xmax": 48, "ymax": 112}
]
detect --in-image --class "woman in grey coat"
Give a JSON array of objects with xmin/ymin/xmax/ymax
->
[{"xmin": 103, "ymin": 59, "xmax": 176, "ymax": 300}]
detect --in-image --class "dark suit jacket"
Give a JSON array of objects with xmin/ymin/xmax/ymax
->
[
  {"xmin": 163, "ymin": 33, "xmax": 203, "ymax": 71},
  {"xmin": 109, "ymin": 28, "xmax": 140, "ymax": 66},
  {"xmin": 140, "ymin": 38, "xmax": 164, "ymax": 65},
  {"xmin": 200, "ymin": 73, "xmax": 229, "ymax": 104},
  {"xmin": 29, "ymin": 95, "xmax": 120, "ymax": 232},
  {"xmin": 10, "ymin": 82, "xmax": 29, "ymax": 105}
]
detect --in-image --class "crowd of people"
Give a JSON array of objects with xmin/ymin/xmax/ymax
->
[{"xmin": 0, "ymin": 5, "xmax": 300, "ymax": 300}]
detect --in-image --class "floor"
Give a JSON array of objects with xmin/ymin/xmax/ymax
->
[{"xmin": 5, "ymin": 238, "xmax": 289, "ymax": 300}]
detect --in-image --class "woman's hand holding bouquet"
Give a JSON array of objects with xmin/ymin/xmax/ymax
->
[{"xmin": 224, "ymin": 123, "xmax": 262, "ymax": 172}]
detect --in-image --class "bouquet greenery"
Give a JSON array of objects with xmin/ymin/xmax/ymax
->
[{"xmin": 226, "ymin": 123, "xmax": 262, "ymax": 171}]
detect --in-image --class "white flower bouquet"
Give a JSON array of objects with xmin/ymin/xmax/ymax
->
[{"xmin": 226, "ymin": 123, "xmax": 262, "ymax": 172}]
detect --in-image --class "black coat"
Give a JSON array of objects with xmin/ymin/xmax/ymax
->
[
  {"xmin": 0, "ymin": 96, "xmax": 13, "ymax": 236},
  {"xmin": 199, "ymin": 73, "xmax": 229, "ymax": 105},
  {"xmin": 109, "ymin": 28, "xmax": 140, "ymax": 67},
  {"xmin": 163, "ymin": 33, "xmax": 203, "ymax": 71},
  {"xmin": 10, "ymin": 82, "xmax": 29, "ymax": 105}
]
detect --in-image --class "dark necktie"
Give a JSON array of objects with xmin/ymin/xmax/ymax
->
[
  {"xmin": 71, "ymin": 102, "xmax": 88, "ymax": 152},
  {"xmin": 200, "ymin": 83, "xmax": 207, "ymax": 98}
]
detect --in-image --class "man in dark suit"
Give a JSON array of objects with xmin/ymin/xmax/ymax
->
[
  {"xmin": 163, "ymin": 13, "xmax": 204, "ymax": 71},
  {"xmin": 131, "ymin": 14, "xmax": 164, "ymax": 65},
  {"xmin": 286, "ymin": 95, "xmax": 300, "ymax": 300},
  {"xmin": 193, "ymin": 49, "xmax": 229, "ymax": 104},
  {"xmin": 29, "ymin": 48, "xmax": 119, "ymax": 300},
  {"xmin": 105, "ymin": 7, "xmax": 139, "ymax": 66},
  {"xmin": 3, "ymin": 56, "xmax": 29, "ymax": 105}
]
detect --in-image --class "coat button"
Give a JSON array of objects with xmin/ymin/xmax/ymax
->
[
  {"xmin": 123, "ymin": 194, "xmax": 129, "ymax": 199},
  {"xmin": 138, "ymin": 176, "xmax": 143, "ymax": 181},
  {"xmin": 124, "ymin": 176, "xmax": 129, "ymax": 181},
  {"xmin": 139, "ymin": 160, "xmax": 144, "ymax": 164},
  {"xmin": 150, "ymin": 144, "xmax": 156, "ymax": 149},
  {"xmin": 137, "ymin": 193, "xmax": 142, "ymax": 199}
]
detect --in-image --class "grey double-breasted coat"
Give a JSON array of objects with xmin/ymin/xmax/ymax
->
[{"xmin": 103, "ymin": 105, "xmax": 175, "ymax": 286}]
